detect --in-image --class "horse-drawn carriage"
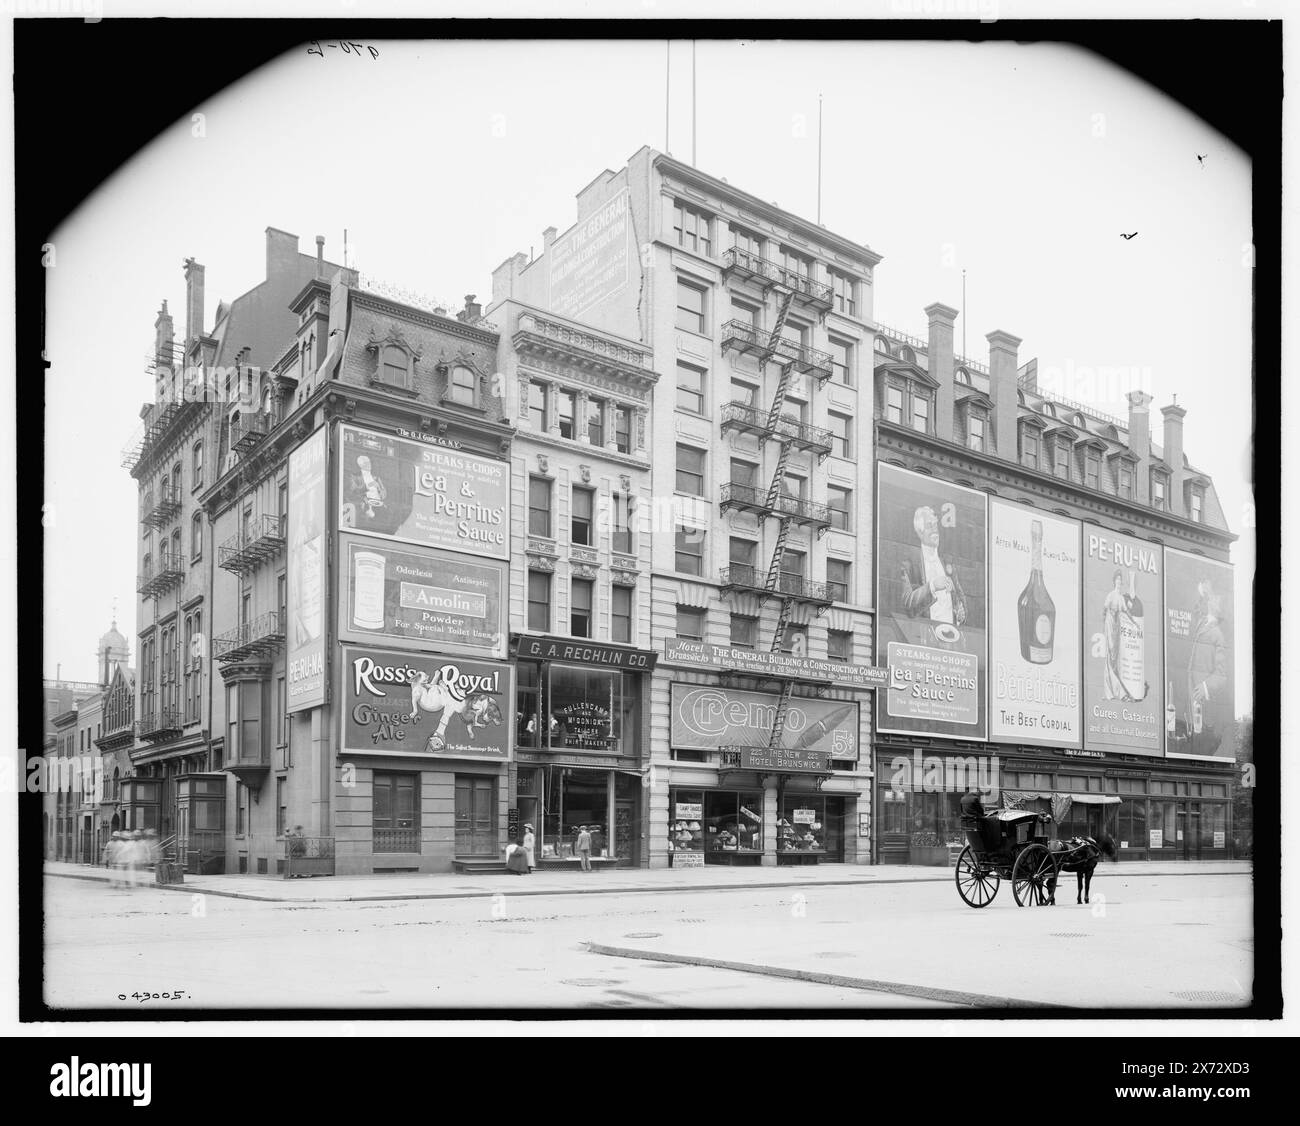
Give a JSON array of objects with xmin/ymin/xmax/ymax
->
[{"xmin": 954, "ymin": 808, "xmax": 1060, "ymax": 907}]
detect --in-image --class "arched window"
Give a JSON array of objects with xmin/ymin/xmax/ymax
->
[
  {"xmin": 171, "ymin": 528, "xmax": 182, "ymax": 564},
  {"xmin": 899, "ymin": 345, "xmax": 915, "ymax": 364},
  {"xmin": 874, "ymin": 337, "xmax": 892, "ymax": 356},
  {"xmin": 193, "ymin": 440, "xmax": 203, "ymax": 487},
  {"xmin": 262, "ymin": 385, "xmax": 274, "ymax": 417},
  {"xmin": 191, "ymin": 512, "xmax": 203, "ymax": 561},
  {"xmin": 955, "ymin": 367, "xmax": 971, "ymax": 385},
  {"xmin": 448, "ymin": 365, "xmax": 477, "ymax": 406},
  {"xmin": 380, "ymin": 346, "xmax": 411, "ymax": 389}
]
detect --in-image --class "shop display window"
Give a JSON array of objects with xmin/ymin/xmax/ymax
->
[
  {"xmin": 517, "ymin": 661, "xmax": 634, "ymax": 755},
  {"xmin": 704, "ymin": 791, "xmax": 763, "ymax": 857},
  {"xmin": 668, "ymin": 790, "xmax": 705, "ymax": 854},
  {"xmin": 777, "ymin": 796, "xmax": 846, "ymax": 857}
]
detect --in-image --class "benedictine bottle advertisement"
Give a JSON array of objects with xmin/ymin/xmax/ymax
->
[
  {"xmin": 875, "ymin": 463, "xmax": 987, "ymax": 739},
  {"xmin": 987, "ymin": 500, "xmax": 1082, "ymax": 747},
  {"xmin": 1082, "ymin": 528, "xmax": 1165, "ymax": 755}
]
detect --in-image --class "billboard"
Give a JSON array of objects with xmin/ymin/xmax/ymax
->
[
  {"xmin": 670, "ymin": 683, "xmax": 860, "ymax": 761},
  {"xmin": 988, "ymin": 501, "xmax": 1082, "ymax": 747},
  {"xmin": 549, "ymin": 189, "xmax": 631, "ymax": 320},
  {"xmin": 876, "ymin": 463, "xmax": 987, "ymax": 738},
  {"xmin": 286, "ymin": 427, "xmax": 327, "ymax": 712},
  {"xmin": 1164, "ymin": 550, "xmax": 1235, "ymax": 760},
  {"xmin": 340, "ymin": 535, "xmax": 507, "ymax": 659},
  {"xmin": 338, "ymin": 425, "xmax": 509, "ymax": 560},
  {"xmin": 1082, "ymin": 529, "xmax": 1164, "ymax": 755},
  {"xmin": 341, "ymin": 646, "xmax": 512, "ymax": 761},
  {"xmin": 663, "ymin": 637, "xmax": 887, "ymax": 689}
]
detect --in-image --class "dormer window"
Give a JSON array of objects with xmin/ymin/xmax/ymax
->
[
  {"xmin": 1080, "ymin": 446, "xmax": 1101, "ymax": 490},
  {"xmin": 1053, "ymin": 435, "xmax": 1073, "ymax": 480},
  {"xmin": 1117, "ymin": 461, "xmax": 1133, "ymax": 499},
  {"xmin": 446, "ymin": 364, "xmax": 478, "ymax": 408},
  {"xmin": 1190, "ymin": 488, "xmax": 1203, "ymax": 523},
  {"xmin": 967, "ymin": 410, "xmax": 986, "ymax": 452},
  {"xmin": 886, "ymin": 385, "xmax": 904, "ymax": 424},
  {"xmin": 1019, "ymin": 422, "xmax": 1041, "ymax": 469},
  {"xmin": 380, "ymin": 346, "xmax": 411, "ymax": 389},
  {"xmin": 1151, "ymin": 470, "xmax": 1169, "ymax": 511}
]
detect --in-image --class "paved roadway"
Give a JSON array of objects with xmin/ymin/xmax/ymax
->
[{"xmin": 41, "ymin": 870, "xmax": 1251, "ymax": 1012}]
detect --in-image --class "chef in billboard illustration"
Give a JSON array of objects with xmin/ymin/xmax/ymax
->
[
  {"xmin": 899, "ymin": 504, "xmax": 968, "ymax": 627},
  {"xmin": 1178, "ymin": 578, "xmax": 1229, "ymax": 755}
]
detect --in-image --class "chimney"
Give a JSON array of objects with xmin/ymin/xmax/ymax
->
[
  {"xmin": 265, "ymin": 227, "xmax": 299, "ymax": 284},
  {"xmin": 154, "ymin": 300, "xmax": 174, "ymax": 365},
  {"xmin": 986, "ymin": 329, "xmax": 1023, "ymax": 461},
  {"xmin": 457, "ymin": 294, "xmax": 482, "ymax": 324},
  {"xmin": 1161, "ymin": 399, "xmax": 1187, "ymax": 516},
  {"xmin": 183, "ymin": 258, "xmax": 205, "ymax": 347},
  {"xmin": 315, "ymin": 235, "xmax": 325, "ymax": 277},
  {"xmin": 1126, "ymin": 390, "xmax": 1153, "ymax": 504},
  {"xmin": 924, "ymin": 303, "xmax": 958, "ymax": 442}
]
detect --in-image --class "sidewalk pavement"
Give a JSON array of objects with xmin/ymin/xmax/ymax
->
[{"xmin": 44, "ymin": 858, "xmax": 1252, "ymax": 905}]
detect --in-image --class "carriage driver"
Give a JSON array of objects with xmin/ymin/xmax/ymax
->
[{"xmin": 960, "ymin": 786, "xmax": 999, "ymax": 851}]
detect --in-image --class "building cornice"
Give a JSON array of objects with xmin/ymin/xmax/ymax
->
[{"xmin": 351, "ymin": 290, "xmax": 498, "ymax": 347}]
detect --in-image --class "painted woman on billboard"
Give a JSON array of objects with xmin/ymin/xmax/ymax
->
[
  {"xmin": 1164, "ymin": 550, "xmax": 1234, "ymax": 759},
  {"xmin": 876, "ymin": 464, "xmax": 987, "ymax": 739}
]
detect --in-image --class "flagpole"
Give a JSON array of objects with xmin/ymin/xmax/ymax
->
[
  {"xmin": 665, "ymin": 41, "xmax": 671, "ymax": 153},
  {"xmin": 962, "ymin": 268, "xmax": 967, "ymax": 359},
  {"xmin": 817, "ymin": 93, "xmax": 823, "ymax": 224},
  {"xmin": 691, "ymin": 40, "xmax": 697, "ymax": 166}
]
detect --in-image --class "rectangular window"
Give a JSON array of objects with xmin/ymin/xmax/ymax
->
[
  {"xmin": 1084, "ymin": 450, "xmax": 1101, "ymax": 489},
  {"xmin": 830, "ymin": 270, "xmax": 857, "ymax": 317},
  {"xmin": 829, "ymin": 336, "xmax": 854, "ymax": 386},
  {"xmin": 886, "ymin": 385, "xmax": 905, "ymax": 424},
  {"xmin": 1190, "ymin": 489, "xmax": 1203, "ymax": 523},
  {"xmin": 912, "ymin": 394, "xmax": 930, "ymax": 433},
  {"xmin": 571, "ymin": 486, "xmax": 595, "ymax": 546},
  {"xmin": 731, "ymin": 297, "xmax": 761, "ymax": 330},
  {"xmin": 731, "ymin": 378, "xmax": 760, "ymax": 409},
  {"xmin": 827, "ymin": 629, "xmax": 853, "ymax": 661},
  {"xmin": 676, "ymin": 444, "xmax": 706, "ymax": 495},
  {"xmin": 782, "ymin": 473, "xmax": 806, "ymax": 502},
  {"xmin": 729, "ymin": 458, "xmax": 758, "ymax": 491},
  {"xmin": 676, "ymin": 280, "xmax": 707, "ymax": 335},
  {"xmin": 557, "ymin": 389, "xmax": 576, "ymax": 439},
  {"xmin": 612, "ymin": 494, "xmax": 634, "ymax": 554},
  {"xmin": 374, "ymin": 772, "xmax": 420, "ymax": 853},
  {"xmin": 277, "ymin": 675, "xmax": 287, "ymax": 748},
  {"xmin": 829, "ymin": 411, "xmax": 853, "ymax": 459},
  {"xmin": 781, "ymin": 550, "xmax": 807, "ymax": 590},
  {"xmin": 729, "ymin": 537, "xmax": 757, "ymax": 570},
  {"xmin": 826, "ymin": 558, "xmax": 851, "ymax": 603},
  {"xmin": 235, "ymin": 783, "xmax": 246, "ymax": 836},
  {"xmin": 1021, "ymin": 427, "xmax": 1039, "ymax": 469},
  {"xmin": 528, "ymin": 476, "xmax": 552, "ymax": 537},
  {"xmin": 676, "ymin": 361, "xmax": 705, "ymax": 413},
  {"xmin": 193, "ymin": 441, "xmax": 204, "ymax": 487},
  {"xmin": 614, "ymin": 405, "xmax": 632, "ymax": 453},
  {"xmin": 587, "ymin": 397, "xmax": 604, "ymax": 446},
  {"xmin": 675, "ymin": 526, "xmax": 704, "ymax": 575},
  {"xmin": 612, "ymin": 586, "xmax": 632, "ymax": 644},
  {"xmin": 1117, "ymin": 462, "xmax": 1133, "ymax": 499},
  {"xmin": 276, "ymin": 777, "xmax": 286, "ymax": 837},
  {"xmin": 1055, "ymin": 440, "xmax": 1071, "ymax": 479},
  {"xmin": 1152, "ymin": 474, "xmax": 1167, "ymax": 511},
  {"xmin": 828, "ymin": 485, "xmax": 852, "ymax": 532},
  {"xmin": 527, "ymin": 571, "xmax": 551, "ymax": 632},
  {"xmin": 570, "ymin": 578, "xmax": 593, "ymax": 638},
  {"xmin": 731, "ymin": 226, "xmax": 762, "ymax": 258},
  {"xmin": 730, "ymin": 614, "xmax": 758, "ymax": 649},
  {"xmin": 968, "ymin": 412, "xmax": 986, "ymax": 452},
  {"xmin": 528, "ymin": 380, "xmax": 548, "ymax": 431},
  {"xmin": 778, "ymin": 246, "xmax": 812, "ymax": 285},
  {"xmin": 673, "ymin": 202, "xmax": 712, "ymax": 256},
  {"xmin": 676, "ymin": 606, "xmax": 706, "ymax": 642}
]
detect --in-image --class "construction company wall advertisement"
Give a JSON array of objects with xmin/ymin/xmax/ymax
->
[
  {"xmin": 987, "ymin": 501, "xmax": 1082, "ymax": 747},
  {"xmin": 548, "ymin": 188, "xmax": 631, "ymax": 321},
  {"xmin": 1164, "ymin": 550, "xmax": 1234, "ymax": 761},
  {"xmin": 341, "ymin": 646, "xmax": 512, "ymax": 760},
  {"xmin": 875, "ymin": 463, "xmax": 987, "ymax": 739},
  {"xmin": 340, "ymin": 535, "xmax": 506, "ymax": 659},
  {"xmin": 286, "ymin": 426, "xmax": 327, "ymax": 712},
  {"xmin": 669, "ymin": 683, "xmax": 860, "ymax": 761},
  {"xmin": 338, "ymin": 425, "xmax": 509, "ymax": 560},
  {"xmin": 1082, "ymin": 528, "xmax": 1164, "ymax": 755}
]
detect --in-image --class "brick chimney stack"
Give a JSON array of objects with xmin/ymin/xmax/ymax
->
[
  {"xmin": 457, "ymin": 294, "xmax": 483, "ymax": 324},
  {"xmin": 924, "ymin": 303, "xmax": 958, "ymax": 442},
  {"xmin": 986, "ymin": 329, "xmax": 1023, "ymax": 461},
  {"xmin": 154, "ymin": 300, "xmax": 174, "ymax": 364},
  {"xmin": 316, "ymin": 235, "xmax": 325, "ymax": 277},
  {"xmin": 183, "ymin": 258, "xmax": 205, "ymax": 348},
  {"xmin": 1126, "ymin": 390, "xmax": 1154, "ymax": 504},
  {"xmin": 1161, "ymin": 399, "xmax": 1187, "ymax": 516}
]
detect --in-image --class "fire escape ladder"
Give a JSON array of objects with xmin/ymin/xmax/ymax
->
[
  {"xmin": 765, "ymin": 439, "xmax": 793, "ymax": 511},
  {"xmin": 765, "ymin": 362, "xmax": 794, "ymax": 433},
  {"xmin": 770, "ymin": 595, "xmax": 796, "ymax": 653},
  {"xmin": 768, "ymin": 287, "xmax": 795, "ymax": 345},
  {"xmin": 768, "ymin": 681, "xmax": 797, "ymax": 748}
]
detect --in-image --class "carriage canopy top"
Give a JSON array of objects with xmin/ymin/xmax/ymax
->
[{"xmin": 992, "ymin": 809, "xmax": 1048, "ymax": 823}]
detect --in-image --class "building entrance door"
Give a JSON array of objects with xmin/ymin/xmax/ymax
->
[
  {"xmin": 615, "ymin": 800, "xmax": 636, "ymax": 867},
  {"xmin": 454, "ymin": 776, "xmax": 498, "ymax": 856}
]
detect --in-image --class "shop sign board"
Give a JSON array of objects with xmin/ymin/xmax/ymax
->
[
  {"xmin": 663, "ymin": 637, "xmax": 884, "ymax": 689},
  {"xmin": 737, "ymin": 747, "xmax": 831, "ymax": 773}
]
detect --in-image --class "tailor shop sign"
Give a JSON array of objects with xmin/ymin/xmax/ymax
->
[
  {"xmin": 341, "ymin": 646, "xmax": 511, "ymax": 760},
  {"xmin": 515, "ymin": 635, "xmax": 657, "ymax": 671},
  {"xmin": 338, "ymin": 424, "xmax": 509, "ymax": 560},
  {"xmin": 663, "ymin": 637, "xmax": 887, "ymax": 690}
]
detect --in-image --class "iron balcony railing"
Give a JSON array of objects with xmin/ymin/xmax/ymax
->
[
  {"xmin": 137, "ymin": 551, "xmax": 185, "ymax": 597},
  {"xmin": 213, "ymin": 610, "xmax": 285, "ymax": 664},
  {"xmin": 718, "ymin": 563, "xmax": 766, "ymax": 592},
  {"xmin": 141, "ymin": 483, "xmax": 182, "ymax": 528},
  {"xmin": 718, "ymin": 483, "xmax": 834, "ymax": 528},
  {"xmin": 284, "ymin": 835, "xmax": 335, "ymax": 878},
  {"xmin": 136, "ymin": 706, "xmax": 182, "ymax": 741},
  {"xmin": 719, "ymin": 401, "xmax": 834, "ymax": 453},
  {"xmin": 230, "ymin": 411, "xmax": 272, "ymax": 454},
  {"xmin": 720, "ymin": 248, "xmax": 834, "ymax": 309},
  {"xmin": 719, "ymin": 320, "xmax": 834, "ymax": 380},
  {"xmin": 218, "ymin": 514, "xmax": 286, "ymax": 575},
  {"xmin": 121, "ymin": 399, "xmax": 204, "ymax": 476},
  {"xmin": 772, "ymin": 573, "xmax": 833, "ymax": 605},
  {"xmin": 373, "ymin": 828, "xmax": 421, "ymax": 854}
]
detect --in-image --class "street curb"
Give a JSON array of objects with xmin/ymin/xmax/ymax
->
[
  {"xmin": 44, "ymin": 867, "xmax": 1250, "ymax": 905},
  {"xmin": 586, "ymin": 942, "xmax": 1067, "ymax": 1009}
]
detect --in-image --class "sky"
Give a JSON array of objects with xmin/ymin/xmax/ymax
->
[{"xmin": 42, "ymin": 36, "xmax": 1255, "ymax": 709}]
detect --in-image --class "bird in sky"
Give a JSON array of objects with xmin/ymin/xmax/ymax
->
[
  {"xmin": 1197, "ymin": 153, "xmax": 1208, "ymax": 167},
  {"xmin": 1120, "ymin": 232, "xmax": 1138, "ymax": 240}
]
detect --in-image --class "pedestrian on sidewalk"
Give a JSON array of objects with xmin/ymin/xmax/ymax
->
[
  {"xmin": 506, "ymin": 834, "xmax": 530, "ymax": 875},
  {"xmin": 106, "ymin": 832, "xmax": 125, "ymax": 889},
  {"xmin": 124, "ymin": 830, "xmax": 145, "ymax": 889},
  {"xmin": 575, "ymin": 824, "xmax": 593, "ymax": 872},
  {"xmin": 522, "ymin": 823, "xmax": 536, "ymax": 872}
]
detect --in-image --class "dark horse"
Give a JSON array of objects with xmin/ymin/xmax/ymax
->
[{"xmin": 1045, "ymin": 832, "xmax": 1117, "ymax": 905}]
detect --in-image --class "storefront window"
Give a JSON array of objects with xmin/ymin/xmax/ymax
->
[
  {"xmin": 515, "ymin": 662, "xmax": 542, "ymax": 747},
  {"xmin": 1116, "ymin": 798, "xmax": 1146, "ymax": 849},
  {"xmin": 546, "ymin": 664, "xmax": 626, "ymax": 753},
  {"xmin": 777, "ymin": 796, "xmax": 847, "ymax": 857},
  {"xmin": 668, "ymin": 789, "xmax": 705, "ymax": 858},
  {"xmin": 543, "ymin": 766, "xmax": 609, "ymax": 859},
  {"xmin": 1200, "ymin": 803, "xmax": 1226, "ymax": 850},
  {"xmin": 703, "ymin": 791, "xmax": 763, "ymax": 859}
]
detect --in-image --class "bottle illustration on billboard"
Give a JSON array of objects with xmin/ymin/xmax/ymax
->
[
  {"xmin": 1017, "ymin": 519, "xmax": 1055, "ymax": 664},
  {"xmin": 353, "ymin": 550, "xmax": 387, "ymax": 630}
]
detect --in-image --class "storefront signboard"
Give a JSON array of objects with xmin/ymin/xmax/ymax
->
[
  {"xmin": 1149, "ymin": 829, "xmax": 1163, "ymax": 849},
  {"xmin": 792, "ymin": 808, "xmax": 816, "ymax": 825},
  {"xmin": 1164, "ymin": 550, "xmax": 1235, "ymax": 761},
  {"xmin": 987, "ymin": 501, "xmax": 1082, "ymax": 747},
  {"xmin": 341, "ymin": 646, "xmax": 512, "ymax": 760},
  {"xmin": 675, "ymin": 802, "xmax": 702, "ymax": 820},
  {"xmin": 338, "ymin": 424, "xmax": 509, "ymax": 559},
  {"xmin": 738, "ymin": 747, "xmax": 831, "ymax": 773},
  {"xmin": 1082, "ymin": 529, "xmax": 1165, "ymax": 756},
  {"xmin": 516, "ymin": 634, "xmax": 656, "ymax": 670},
  {"xmin": 875, "ymin": 464, "xmax": 988, "ymax": 739},
  {"xmin": 670, "ymin": 684, "xmax": 859, "ymax": 760},
  {"xmin": 1214, "ymin": 831, "xmax": 1225, "ymax": 848},
  {"xmin": 673, "ymin": 851, "xmax": 705, "ymax": 868},
  {"xmin": 663, "ymin": 637, "xmax": 885, "ymax": 689},
  {"xmin": 341, "ymin": 536, "xmax": 506, "ymax": 658},
  {"xmin": 287, "ymin": 426, "xmax": 328, "ymax": 712}
]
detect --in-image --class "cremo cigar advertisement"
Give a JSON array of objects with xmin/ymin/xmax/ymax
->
[
  {"xmin": 286, "ymin": 426, "xmax": 327, "ymax": 712},
  {"xmin": 670, "ymin": 683, "xmax": 859, "ymax": 760},
  {"xmin": 340, "ymin": 535, "xmax": 506, "ymax": 659},
  {"xmin": 338, "ymin": 424, "xmax": 509, "ymax": 560},
  {"xmin": 341, "ymin": 646, "xmax": 512, "ymax": 760},
  {"xmin": 1082, "ymin": 528, "xmax": 1164, "ymax": 755},
  {"xmin": 1164, "ymin": 549, "xmax": 1234, "ymax": 760},
  {"xmin": 987, "ymin": 500, "xmax": 1082, "ymax": 747},
  {"xmin": 876, "ymin": 463, "xmax": 987, "ymax": 738}
]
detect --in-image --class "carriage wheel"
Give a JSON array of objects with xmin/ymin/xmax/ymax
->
[
  {"xmin": 1012, "ymin": 844, "xmax": 1057, "ymax": 907},
  {"xmin": 954, "ymin": 845, "xmax": 999, "ymax": 908}
]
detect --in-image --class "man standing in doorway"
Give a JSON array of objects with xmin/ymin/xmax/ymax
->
[{"xmin": 574, "ymin": 824, "xmax": 593, "ymax": 872}]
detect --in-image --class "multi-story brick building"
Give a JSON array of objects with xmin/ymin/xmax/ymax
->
[
  {"xmin": 870, "ymin": 306, "xmax": 1239, "ymax": 864},
  {"xmin": 492, "ymin": 147, "xmax": 883, "ymax": 867}
]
